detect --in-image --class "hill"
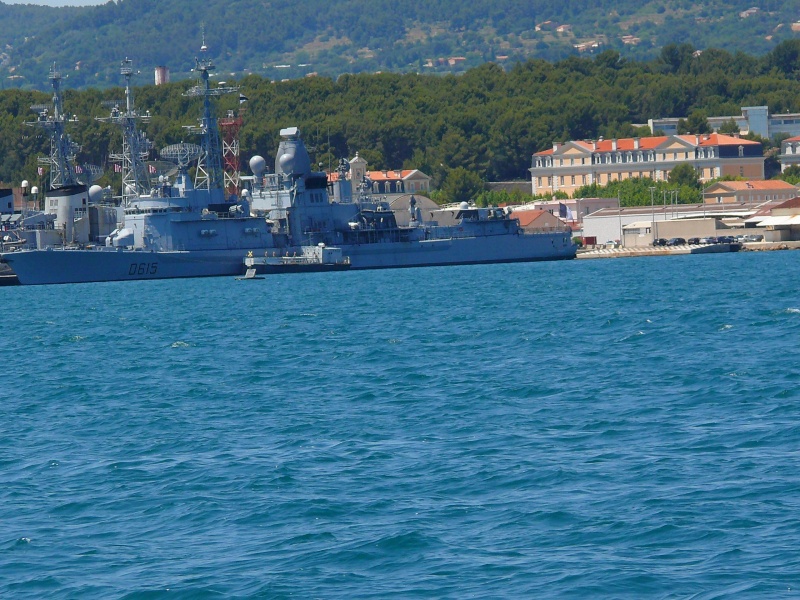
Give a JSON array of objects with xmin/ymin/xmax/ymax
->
[{"xmin": 0, "ymin": 0, "xmax": 798, "ymax": 90}]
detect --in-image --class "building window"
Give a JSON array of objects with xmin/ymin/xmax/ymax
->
[
  {"xmin": 537, "ymin": 177, "xmax": 542, "ymax": 187},
  {"xmin": 582, "ymin": 175, "xmax": 587, "ymax": 184},
  {"xmin": 570, "ymin": 158, "xmax": 574, "ymax": 166},
  {"xmin": 739, "ymin": 146, "xmax": 744, "ymax": 158},
  {"xmin": 560, "ymin": 176, "xmax": 565, "ymax": 185},
  {"xmin": 571, "ymin": 175, "xmax": 576, "ymax": 185},
  {"xmin": 740, "ymin": 167, "xmax": 744, "ymax": 176}
]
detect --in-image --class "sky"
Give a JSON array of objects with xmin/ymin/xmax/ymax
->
[{"xmin": 2, "ymin": 0, "xmax": 107, "ymax": 5}]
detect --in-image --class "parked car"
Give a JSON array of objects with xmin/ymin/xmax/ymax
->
[
  {"xmin": 687, "ymin": 237, "xmax": 700, "ymax": 245},
  {"xmin": 745, "ymin": 234, "xmax": 764, "ymax": 242},
  {"xmin": 666, "ymin": 237, "xmax": 686, "ymax": 246},
  {"xmin": 717, "ymin": 235, "xmax": 735, "ymax": 244},
  {"xmin": 700, "ymin": 237, "xmax": 717, "ymax": 244},
  {"xmin": 652, "ymin": 238, "xmax": 668, "ymax": 246}
]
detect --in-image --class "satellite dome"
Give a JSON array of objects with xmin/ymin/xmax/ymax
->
[
  {"xmin": 89, "ymin": 184, "xmax": 104, "ymax": 202},
  {"xmin": 249, "ymin": 155, "xmax": 266, "ymax": 176},
  {"xmin": 459, "ymin": 201, "xmax": 470, "ymax": 210}
]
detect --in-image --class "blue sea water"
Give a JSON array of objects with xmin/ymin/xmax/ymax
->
[{"xmin": 2, "ymin": 250, "xmax": 800, "ymax": 599}]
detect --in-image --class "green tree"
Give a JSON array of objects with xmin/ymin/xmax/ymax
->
[
  {"xmin": 438, "ymin": 167, "xmax": 485, "ymax": 204},
  {"xmin": 779, "ymin": 165, "xmax": 800, "ymax": 185},
  {"xmin": 669, "ymin": 163, "xmax": 700, "ymax": 188},
  {"xmin": 717, "ymin": 118, "xmax": 740, "ymax": 135},
  {"xmin": 684, "ymin": 110, "xmax": 711, "ymax": 134}
]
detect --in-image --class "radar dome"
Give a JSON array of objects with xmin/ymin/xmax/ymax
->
[
  {"xmin": 249, "ymin": 155, "xmax": 266, "ymax": 176},
  {"xmin": 459, "ymin": 201, "xmax": 470, "ymax": 210},
  {"xmin": 278, "ymin": 152, "xmax": 295, "ymax": 174},
  {"xmin": 89, "ymin": 185, "xmax": 104, "ymax": 202}
]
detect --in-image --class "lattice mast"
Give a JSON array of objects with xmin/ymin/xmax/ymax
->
[
  {"xmin": 27, "ymin": 64, "xmax": 79, "ymax": 189},
  {"xmin": 219, "ymin": 110, "xmax": 243, "ymax": 195},
  {"xmin": 183, "ymin": 39, "xmax": 237, "ymax": 191},
  {"xmin": 97, "ymin": 58, "xmax": 152, "ymax": 204}
]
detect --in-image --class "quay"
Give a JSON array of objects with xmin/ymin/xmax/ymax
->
[{"xmin": 577, "ymin": 241, "xmax": 800, "ymax": 259}]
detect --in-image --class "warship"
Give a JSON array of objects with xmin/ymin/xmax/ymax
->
[
  {"xmin": 2, "ymin": 60, "xmax": 575, "ymax": 285},
  {"xmin": 1, "ymin": 50, "xmax": 278, "ymax": 285},
  {"xmin": 241, "ymin": 126, "xmax": 576, "ymax": 272}
]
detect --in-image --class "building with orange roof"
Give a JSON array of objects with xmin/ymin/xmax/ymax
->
[
  {"xmin": 530, "ymin": 133, "xmax": 764, "ymax": 198},
  {"xmin": 778, "ymin": 135, "xmax": 800, "ymax": 172},
  {"xmin": 326, "ymin": 153, "xmax": 431, "ymax": 198},
  {"xmin": 702, "ymin": 180, "xmax": 798, "ymax": 204},
  {"xmin": 507, "ymin": 208, "xmax": 563, "ymax": 231}
]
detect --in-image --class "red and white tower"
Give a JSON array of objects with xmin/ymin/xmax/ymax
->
[{"xmin": 218, "ymin": 109, "xmax": 243, "ymax": 196}]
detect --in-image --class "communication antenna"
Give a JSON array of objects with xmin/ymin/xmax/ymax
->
[
  {"xmin": 27, "ymin": 64, "xmax": 80, "ymax": 189},
  {"xmin": 183, "ymin": 37, "xmax": 237, "ymax": 191},
  {"xmin": 97, "ymin": 58, "xmax": 152, "ymax": 203}
]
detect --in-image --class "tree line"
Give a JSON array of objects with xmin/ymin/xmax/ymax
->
[{"xmin": 1, "ymin": 41, "xmax": 799, "ymax": 206}]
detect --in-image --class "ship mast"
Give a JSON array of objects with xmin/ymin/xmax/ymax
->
[
  {"xmin": 27, "ymin": 64, "xmax": 79, "ymax": 189},
  {"xmin": 183, "ymin": 35, "xmax": 237, "ymax": 192},
  {"xmin": 97, "ymin": 58, "xmax": 152, "ymax": 204}
]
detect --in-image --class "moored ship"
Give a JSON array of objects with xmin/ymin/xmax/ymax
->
[
  {"xmin": 242, "ymin": 126, "xmax": 576, "ymax": 272},
  {"xmin": 1, "ymin": 51, "xmax": 279, "ymax": 285}
]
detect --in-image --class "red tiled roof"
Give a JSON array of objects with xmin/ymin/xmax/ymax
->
[
  {"xmin": 512, "ymin": 209, "xmax": 551, "ymax": 227},
  {"xmin": 327, "ymin": 169, "xmax": 419, "ymax": 182},
  {"xmin": 774, "ymin": 196, "xmax": 800, "ymax": 210},
  {"xmin": 785, "ymin": 135, "xmax": 800, "ymax": 142},
  {"xmin": 713, "ymin": 180, "xmax": 798, "ymax": 191},
  {"xmin": 534, "ymin": 133, "xmax": 759, "ymax": 155}
]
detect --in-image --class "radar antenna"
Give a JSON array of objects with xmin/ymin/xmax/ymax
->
[
  {"xmin": 74, "ymin": 163, "xmax": 104, "ymax": 186},
  {"xmin": 160, "ymin": 143, "xmax": 203, "ymax": 170},
  {"xmin": 183, "ymin": 39, "xmax": 237, "ymax": 191},
  {"xmin": 27, "ymin": 64, "xmax": 80, "ymax": 189},
  {"xmin": 97, "ymin": 58, "xmax": 152, "ymax": 203}
]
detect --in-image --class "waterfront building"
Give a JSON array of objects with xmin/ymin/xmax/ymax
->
[
  {"xmin": 525, "ymin": 197, "xmax": 619, "ymax": 224},
  {"xmin": 702, "ymin": 180, "xmax": 798, "ymax": 204},
  {"xmin": 582, "ymin": 201, "xmax": 780, "ymax": 246},
  {"xmin": 530, "ymin": 134, "xmax": 763, "ymax": 198}
]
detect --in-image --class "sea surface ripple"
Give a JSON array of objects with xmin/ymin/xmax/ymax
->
[{"xmin": 2, "ymin": 251, "xmax": 800, "ymax": 598}]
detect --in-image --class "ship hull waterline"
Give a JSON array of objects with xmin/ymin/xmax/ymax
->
[{"xmin": 2, "ymin": 232, "xmax": 575, "ymax": 285}]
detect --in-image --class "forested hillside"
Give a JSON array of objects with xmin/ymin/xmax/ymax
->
[
  {"xmin": 0, "ymin": 0, "xmax": 797, "ymax": 90},
  {"xmin": 1, "ymin": 42, "xmax": 799, "ymax": 193}
]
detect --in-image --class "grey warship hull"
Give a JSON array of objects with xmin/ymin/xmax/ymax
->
[
  {"xmin": 1, "ymin": 247, "xmax": 252, "ymax": 285},
  {"xmin": 341, "ymin": 230, "xmax": 575, "ymax": 269}
]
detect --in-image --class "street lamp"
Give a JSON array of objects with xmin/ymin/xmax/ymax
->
[{"xmin": 650, "ymin": 186, "xmax": 656, "ymax": 242}]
